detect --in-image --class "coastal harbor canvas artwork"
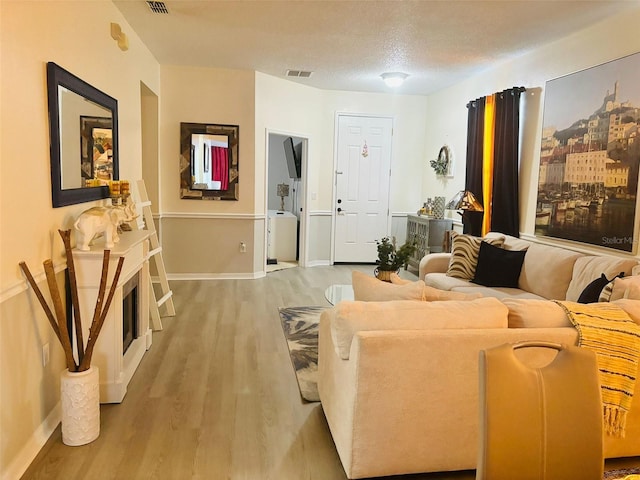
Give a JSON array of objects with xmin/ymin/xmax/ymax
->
[{"xmin": 536, "ymin": 52, "xmax": 640, "ymax": 253}]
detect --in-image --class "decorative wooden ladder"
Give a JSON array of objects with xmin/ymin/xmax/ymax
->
[{"xmin": 135, "ymin": 179, "xmax": 175, "ymax": 330}]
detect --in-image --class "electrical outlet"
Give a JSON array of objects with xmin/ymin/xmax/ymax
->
[
  {"xmin": 240, "ymin": 242, "xmax": 246, "ymax": 253},
  {"xmin": 42, "ymin": 343, "xmax": 50, "ymax": 367}
]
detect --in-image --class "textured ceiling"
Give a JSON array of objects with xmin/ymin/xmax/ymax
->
[{"xmin": 114, "ymin": 0, "xmax": 634, "ymax": 96}]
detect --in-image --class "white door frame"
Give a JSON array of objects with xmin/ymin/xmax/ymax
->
[
  {"xmin": 264, "ymin": 129, "xmax": 310, "ymax": 268},
  {"xmin": 331, "ymin": 112, "xmax": 394, "ymax": 264}
]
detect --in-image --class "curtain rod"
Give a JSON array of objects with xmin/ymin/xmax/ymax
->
[{"xmin": 466, "ymin": 86, "xmax": 526, "ymax": 108}]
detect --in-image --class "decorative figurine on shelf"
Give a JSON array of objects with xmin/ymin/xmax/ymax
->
[
  {"xmin": 74, "ymin": 199, "xmax": 138, "ymax": 251},
  {"xmin": 419, "ymin": 198, "xmax": 434, "ymax": 216}
]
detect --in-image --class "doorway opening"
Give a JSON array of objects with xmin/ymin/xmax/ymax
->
[{"xmin": 266, "ymin": 131, "xmax": 309, "ymax": 272}]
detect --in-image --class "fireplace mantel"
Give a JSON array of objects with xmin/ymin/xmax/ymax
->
[{"xmin": 73, "ymin": 229, "xmax": 151, "ymax": 403}]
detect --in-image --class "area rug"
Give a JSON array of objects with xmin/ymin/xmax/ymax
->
[
  {"xmin": 278, "ymin": 306, "xmax": 326, "ymax": 402},
  {"xmin": 604, "ymin": 467, "xmax": 640, "ymax": 479}
]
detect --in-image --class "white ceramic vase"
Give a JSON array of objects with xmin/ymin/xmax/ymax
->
[{"xmin": 60, "ymin": 366, "xmax": 100, "ymax": 446}]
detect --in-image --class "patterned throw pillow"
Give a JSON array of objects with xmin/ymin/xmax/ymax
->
[
  {"xmin": 598, "ymin": 272, "xmax": 625, "ymax": 302},
  {"xmin": 446, "ymin": 232, "xmax": 505, "ymax": 280}
]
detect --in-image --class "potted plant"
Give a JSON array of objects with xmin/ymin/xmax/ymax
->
[{"xmin": 375, "ymin": 236, "xmax": 417, "ymax": 282}]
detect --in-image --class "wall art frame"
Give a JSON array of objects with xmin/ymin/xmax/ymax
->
[{"xmin": 535, "ymin": 52, "xmax": 640, "ymax": 253}]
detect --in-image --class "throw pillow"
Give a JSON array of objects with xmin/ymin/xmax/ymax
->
[
  {"xmin": 625, "ymin": 280, "xmax": 640, "ymax": 300},
  {"xmin": 609, "ymin": 275, "xmax": 640, "ymax": 302},
  {"xmin": 472, "ymin": 241, "xmax": 526, "ymax": 288},
  {"xmin": 352, "ymin": 270, "xmax": 425, "ymax": 301},
  {"xmin": 598, "ymin": 272, "xmax": 625, "ymax": 302},
  {"xmin": 446, "ymin": 232, "xmax": 505, "ymax": 280},
  {"xmin": 578, "ymin": 273, "xmax": 618, "ymax": 304}
]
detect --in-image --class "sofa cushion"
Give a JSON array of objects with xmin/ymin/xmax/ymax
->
[
  {"xmin": 330, "ymin": 297, "xmax": 508, "ymax": 359},
  {"xmin": 446, "ymin": 232, "xmax": 505, "ymax": 280},
  {"xmin": 452, "ymin": 286, "xmax": 545, "ymax": 300},
  {"xmin": 354, "ymin": 270, "xmax": 482, "ymax": 302},
  {"xmin": 609, "ymin": 275, "xmax": 640, "ymax": 301},
  {"xmin": 612, "ymin": 299, "xmax": 640, "ymax": 326},
  {"xmin": 423, "ymin": 286, "xmax": 483, "ymax": 301},
  {"xmin": 623, "ymin": 279, "xmax": 640, "ymax": 300},
  {"xmin": 427, "ymin": 273, "xmax": 545, "ymax": 300},
  {"xmin": 425, "ymin": 272, "xmax": 473, "ymax": 291},
  {"xmin": 518, "ymin": 243, "xmax": 582, "ymax": 300},
  {"xmin": 501, "ymin": 298, "xmax": 572, "ymax": 328},
  {"xmin": 352, "ymin": 271, "xmax": 424, "ymax": 301},
  {"xmin": 565, "ymin": 256, "xmax": 638, "ymax": 302},
  {"xmin": 472, "ymin": 241, "xmax": 527, "ymax": 288}
]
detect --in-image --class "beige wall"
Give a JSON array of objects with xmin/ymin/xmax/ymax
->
[
  {"xmin": 4, "ymin": 1, "xmax": 640, "ymax": 476},
  {"xmin": 157, "ymin": 66, "xmax": 261, "ymax": 275},
  {"xmin": 255, "ymin": 72, "xmax": 430, "ymax": 265},
  {"xmin": 159, "ymin": 69, "xmax": 431, "ymax": 275},
  {"xmin": 422, "ymin": 6, "xmax": 640, "ymax": 252},
  {"xmin": 0, "ymin": 1, "xmax": 159, "ymax": 478},
  {"xmin": 318, "ymin": 89, "xmax": 429, "ymax": 215}
]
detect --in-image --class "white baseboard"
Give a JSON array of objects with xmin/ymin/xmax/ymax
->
[
  {"xmin": 306, "ymin": 260, "xmax": 331, "ymax": 267},
  {"xmin": 166, "ymin": 272, "xmax": 265, "ymax": 281},
  {"xmin": 3, "ymin": 403, "xmax": 61, "ymax": 480}
]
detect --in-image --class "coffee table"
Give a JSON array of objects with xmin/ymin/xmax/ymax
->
[{"xmin": 324, "ymin": 284, "xmax": 354, "ymax": 305}]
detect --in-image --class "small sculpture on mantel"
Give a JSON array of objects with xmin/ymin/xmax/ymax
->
[{"xmin": 74, "ymin": 197, "xmax": 138, "ymax": 251}]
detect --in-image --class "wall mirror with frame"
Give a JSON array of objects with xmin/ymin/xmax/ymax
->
[
  {"xmin": 180, "ymin": 122, "xmax": 239, "ymax": 200},
  {"xmin": 47, "ymin": 62, "xmax": 119, "ymax": 207}
]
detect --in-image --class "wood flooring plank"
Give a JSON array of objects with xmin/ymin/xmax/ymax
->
[{"xmin": 23, "ymin": 264, "xmax": 638, "ymax": 480}]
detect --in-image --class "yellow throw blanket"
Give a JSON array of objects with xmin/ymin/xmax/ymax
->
[{"xmin": 556, "ymin": 301, "xmax": 640, "ymax": 437}]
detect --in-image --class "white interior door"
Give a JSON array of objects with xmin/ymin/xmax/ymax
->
[{"xmin": 334, "ymin": 115, "xmax": 393, "ymax": 263}]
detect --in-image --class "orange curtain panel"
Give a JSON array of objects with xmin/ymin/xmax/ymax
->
[{"xmin": 482, "ymin": 94, "xmax": 496, "ymax": 236}]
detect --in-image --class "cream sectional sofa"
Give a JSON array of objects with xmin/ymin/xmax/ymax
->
[
  {"xmin": 318, "ymin": 236, "xmax": 640, "ymax": 479},
  {"xmin": 419, "ymin": 232, "xmax": 639, "ymax": 301}
]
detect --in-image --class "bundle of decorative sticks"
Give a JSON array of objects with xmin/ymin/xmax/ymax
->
[{"xmin": 19, "ymin": 229, "xmax": 124, "ymax": 372}]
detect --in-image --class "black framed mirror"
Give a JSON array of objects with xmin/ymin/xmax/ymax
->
[
  {"xmin": 47, "ymin": 62, "xmax": 119, "ymax": 207},
  {"xmin": 180, "ymin": 122, "xmax": 239, "ymax": 200}
]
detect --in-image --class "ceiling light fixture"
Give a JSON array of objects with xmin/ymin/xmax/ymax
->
[{"xmin": 380, "ymin": 72, "xmax": 409, "ymax": 88}]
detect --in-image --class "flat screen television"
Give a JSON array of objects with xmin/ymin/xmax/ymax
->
[{"xmin": 283, "ymin": 136, "xmax": 301, "ymax": 179}]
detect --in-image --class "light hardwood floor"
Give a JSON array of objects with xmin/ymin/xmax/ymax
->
[{"xmin": 22, "ymin": 265, "xmax": 640, "ymax": 479}]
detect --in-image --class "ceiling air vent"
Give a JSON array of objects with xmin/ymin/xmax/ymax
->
[
  {"xmin": 147, "ymin": 1, "xmax": 169, "ymax": 14},
  {"xmin": 286, "ymin": 70, "xmax": 313, "ymax": 78}
]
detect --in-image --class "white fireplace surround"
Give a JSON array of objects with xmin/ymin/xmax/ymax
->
[{"xmin": 73, "ymin": 230, "xmax": 151, "ymax": 403}]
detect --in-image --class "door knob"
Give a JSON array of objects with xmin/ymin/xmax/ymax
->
[
  {"xmin": 337, "ymin": 199, "xmax": 342, "ymax": 204},
  {"xmin": 337, "ymin": 207, "xmax": 342, "ymax": 213}
]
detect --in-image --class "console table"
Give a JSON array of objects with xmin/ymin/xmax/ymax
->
[{"xmin": 406, "ymin": 215, "xmax": 453, "ymax": 270}]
